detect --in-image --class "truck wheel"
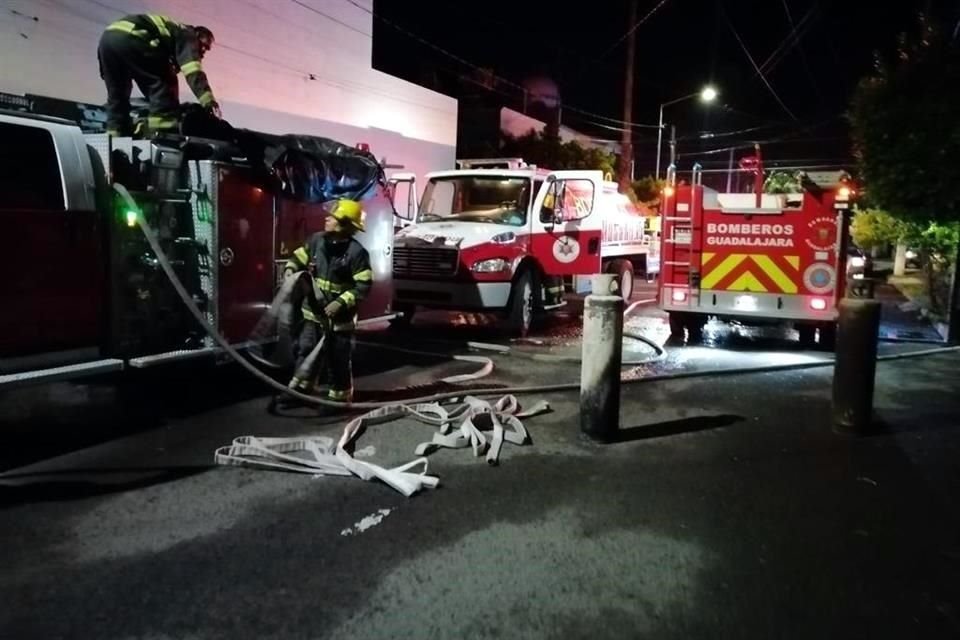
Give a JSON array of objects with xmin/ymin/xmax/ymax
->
[
  {"xmin": 612, "ymin": 260, "xmax": 634, "ymax": 301},
  {"xmin": 817, "ymin": 322, "xmax": 837, "ymax": 351},
  {"xmin": 668, "ymin": 312, "xmax": 686, "ymax": 337},
  {"xmin": 686, "ymin": 315, "xmax": 707, "ymax": 343},
  {"xmin": 797, "ymin": 324, "xmax": 816, "ymax": 347},
  {"xmin": 506, "ymin": 269, "xmax": 538, "ymax": 337}
]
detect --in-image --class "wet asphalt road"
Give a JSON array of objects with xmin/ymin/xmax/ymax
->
[{"xmin": 2, "ymin": 281, "xmax": 958, "ymax": 638}]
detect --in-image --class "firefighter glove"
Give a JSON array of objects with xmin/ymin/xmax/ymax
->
[{"xmin": 324, "ymin": 300, "xmax": 343, "ymax": 318}]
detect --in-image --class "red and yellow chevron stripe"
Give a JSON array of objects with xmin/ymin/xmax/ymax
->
[{"xmin": 700, "ymin": 253, "xmax": 800, "ymax": 293}]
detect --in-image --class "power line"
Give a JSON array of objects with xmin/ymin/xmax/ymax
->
[
  {"xmin": 288, "ymin": 0, "xmax": 371, "ymax": 38},
  {"xmin": 776, "ymin": 0, "xmax": 825, "ymax": 104},
  {"xmin": 343, "ymin": 0, "xmax": 660, "ymax": 133},
  {"xmin": 593, "ymin": 0, "xmax": 672, "ymax": 62},
  {"xmin": 682, "ymin": 163, "xmax": 852, "ymax": 174},
  {"xmin": 677, "ymin": 117, "xmax": 843, "ymax": 157},
  {"xmin": 679, "ymin": 122, "xmax": 782, "ymax": 141},
  {"xmin": 758, "ymin": 3, "xmax": 818, "ymax": 74},
  {"xmin": 44, "ymin": 1, "xmax": 456, "ymax": 115},
  {"xmin": 720, "ymin": 2, "xmax": 799, "ymax": 120}
]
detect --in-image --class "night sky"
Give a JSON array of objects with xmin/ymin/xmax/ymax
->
[{"xmin": 372, "ymin": 0, "xmax": 955, "ymax": 177}]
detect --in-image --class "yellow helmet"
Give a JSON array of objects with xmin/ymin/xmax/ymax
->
[{"xmin": 331, "ymin": 199, "xmax": 365, "ymax": 232}]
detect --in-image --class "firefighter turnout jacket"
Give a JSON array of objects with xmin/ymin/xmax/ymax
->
[
  {"xmin": 105, "ymin": 14, "xmax": 217, "ymax": 109},
  {"xmin": 285, "ymin": 233, "xmax": 373, "ymax": 331}
]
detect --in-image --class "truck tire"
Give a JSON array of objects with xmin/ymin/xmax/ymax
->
[
  {"xmin": 817, "ymin": 322, "xmax": 837, "ymax": 351},
  {"xmin": 797, "ymin": 324, "xmax": 816, "ymax": 347},
  {"xmin": 612, "ymin": 260, "xmax": 634, "ymax": 301},
  {"xmin": 505, "ymin": 269, "xmax": 538, "ymax": 337},
  {"xmin": 668, "ymin": 312, "xmax": 686, "ymax": 337},
  {"xmin": 686, "ymin": 314, "xmax": 707, "ymax": 343}
]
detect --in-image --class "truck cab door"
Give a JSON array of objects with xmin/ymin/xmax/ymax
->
[
  {"xmin": 387, "ymin": 172, "xmax": 418, "ymax": 230},
  {"xmin": 0, "ymin": 117, "xmax": 102, "ymax": 361},
  {"xmin": 530, "ymin": 170, "xmax": 603, "ymax": 275}
]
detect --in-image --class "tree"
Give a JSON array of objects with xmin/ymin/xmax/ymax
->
[
  {"xmin": 627, "ymin": 176, "xmax": 666, "ymax": 211},
  {"xmin": 763, "ymin": 171, "xmax": 801, "ymax": 194},
  {"xmin": 849, "ymin": 13, "xmax": 960, "ymax": 337},
  {"xmin": 500, "ymin": 131, "xmax": 617, "ymax": 177},
  {"xmin": 850, "ymin": 207, "xmax": 905, "ymax": 251},
  {"xmin": 849, "ymin": 14, "xmax": 960, "ymax": 224}
]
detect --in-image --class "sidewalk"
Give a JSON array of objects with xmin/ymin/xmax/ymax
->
[{"xmin": 876, "ymin": 280, "xmax": 945, "ymax": 342}]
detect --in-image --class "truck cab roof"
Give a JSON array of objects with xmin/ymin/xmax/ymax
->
[{"xmin": 0, "ymin": 108, "xmax": 79, "ymax": 128}]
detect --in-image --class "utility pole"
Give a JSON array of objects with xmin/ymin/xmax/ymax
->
[
  {"xmin": 669, "ymin": 125, "xmax": 677, "ymax": 171},
  {"xmin": 726, "ymin": 147, "xmax": 735, "ymax": 192},
  {"xmin": 618, "ymin": 0, "xmax": 638, "ymax": 192}
]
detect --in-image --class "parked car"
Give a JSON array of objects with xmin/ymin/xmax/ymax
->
[
  {"xmin": 846, "ymin": 245, "xmax": 872, "ymax": 279},
  {"xmin": 904, "ymin": 247, "xmax": 921, "ymax": 269}
]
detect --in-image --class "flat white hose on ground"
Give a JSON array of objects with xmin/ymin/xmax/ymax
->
[{"xmin": 214, "ymin": 395, "xmax": 551, "ymax": 496}]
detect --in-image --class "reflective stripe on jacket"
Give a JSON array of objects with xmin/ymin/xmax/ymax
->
[
  {"xmin": 105, "ymin": 14, "xmax": 216, "ymax": 106},
  {"xmin": 285, "ymin": 233, "xmax": 373, "ymax": 331}
]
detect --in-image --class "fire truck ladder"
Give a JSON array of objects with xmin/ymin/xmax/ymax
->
[{"xmin": 662, "ymin": 164, "xmax": 704, "ymax": 305}]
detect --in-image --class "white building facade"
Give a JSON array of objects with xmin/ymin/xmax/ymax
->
[{"xmin": 0, "ymin": 0, "xmax": 457, "ymax": 179}]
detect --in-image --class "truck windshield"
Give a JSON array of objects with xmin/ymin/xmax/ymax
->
[{"xmin": 419, "ymin": 176, "xmax": 531, "ymax": 226}]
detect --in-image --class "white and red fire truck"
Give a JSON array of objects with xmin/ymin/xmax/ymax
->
[
  {"xmin": 0, "ymin": 106, "xmax": 398, "ymax": 390},
  {"xmin": 390, "ymin": 158, "xmax": 658, "ymax": 335},
  {"xmin": 657, "ymin": 161, "xmax": 856, "ymax": 348}
]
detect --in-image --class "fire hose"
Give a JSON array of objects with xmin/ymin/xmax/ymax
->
[
  {"xmin": 120, "ymin": 183, "xmax": 960, "ymax": 410},
  {"xmin": 121, "ymin": 184, "xmax": 960, "ymax": 495}
]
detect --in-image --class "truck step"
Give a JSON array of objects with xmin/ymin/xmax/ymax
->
[{"xmin": 0, "ymin": 359, "xmax": 124, "ymax": 390}]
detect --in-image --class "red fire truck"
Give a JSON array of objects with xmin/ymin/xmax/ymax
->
[
  {"xmin": 0, "ymin": 109, "xmax": 397, "ymax": 390},
  {"xmin": 390, "ymin": 158, "xmax": 658, "ymax": 335},
  {"xmin": 657, "ymin": 161, "xmax": 856, "ymax": 348}
]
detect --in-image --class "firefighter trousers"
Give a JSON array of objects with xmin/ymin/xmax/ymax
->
[
  {"xmin": 291, "ymin": 320, "xmax": 355, "ymax": 401},
  {"xmin": 97, "ymin": 30, "xmax": 180, "ymax": 136}
]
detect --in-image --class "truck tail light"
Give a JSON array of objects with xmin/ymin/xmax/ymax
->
[
  {"xmin": 672, "ymin": 290, "xmax": 688, "ymax": 303},
  {"xmin": 810, "ymin": 298, "xmax": 827, "ymax": 311}
]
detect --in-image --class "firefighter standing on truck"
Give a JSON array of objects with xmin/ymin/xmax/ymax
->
[
  {"xmin": 97, "ymin": 14, "xmax": 220, "ymax": 136},
  {"xmin": 282, "ymin": 199, "xmax": 372, "ymax": 404}
]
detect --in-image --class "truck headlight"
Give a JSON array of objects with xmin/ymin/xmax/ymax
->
[
  {"xmin": 471, "ymin": 258, "xmax": 510, "ymax": 273},
  {"xmin": 850, "ymin": 256, "xmax": 865, "ymax": 268}
]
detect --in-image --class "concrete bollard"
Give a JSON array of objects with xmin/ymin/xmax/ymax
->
[
  {"xmin": 581, "ymin": 274, "xmax": 624, "ymax": 441},
  {"xmin": 832, "ymin": 297, "xmax": 882, "ymax": 434}
]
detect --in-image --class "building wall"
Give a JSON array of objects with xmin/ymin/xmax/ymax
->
[{"xmin": 0, "ymin": 0, "xmax": 457, "ymax": 179}]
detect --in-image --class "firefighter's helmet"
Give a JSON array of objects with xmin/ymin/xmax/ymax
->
[{"xmin": 331, "ymin": 199, "xmax": 365, "ymax": 232}]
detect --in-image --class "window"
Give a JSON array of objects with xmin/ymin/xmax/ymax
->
[
  {"xmin": 540, "ymin": 178, "xmax": 595, "ymax": 223},
  {"xmin": 419, "ymin": 176, "xmax": 531, "ymax": 227},
  {"xmin": 0, "ymin": 123, "xmax": 65, "ymax": 211}
]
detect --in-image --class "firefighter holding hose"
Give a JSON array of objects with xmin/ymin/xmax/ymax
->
[{"xmin": 282, "ymin": 199, "xmax": 372, "ymax": 404}]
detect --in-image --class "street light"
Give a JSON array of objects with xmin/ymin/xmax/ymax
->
[{"xmin": 655, "ymin": 85, "xmax": 718, "ymax": 180}]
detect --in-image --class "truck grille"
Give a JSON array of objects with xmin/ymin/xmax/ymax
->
[{"xmin": 393, "ymin": 247, "xmax": 459, "ymax": 277}]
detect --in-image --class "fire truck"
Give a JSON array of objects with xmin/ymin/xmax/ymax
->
[
  {"xmin": 390, "ymin": 158, "xmax": 658, "ymax": 335},
  {"xmin": 657, "ymin": 160, "xmax": 856, "ymax": 348},
  {"xmin": 0, "ymin": 109, "xmax": 397, "ymax": 390}
]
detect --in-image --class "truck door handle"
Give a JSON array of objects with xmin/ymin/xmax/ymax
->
[
  {"xmin": 588, "ymin": 238, "xmax": 600, "ymax": 254},
  {"xmin": 220, "ymin": 247, "xmax": 235, "ymax": 266}
]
